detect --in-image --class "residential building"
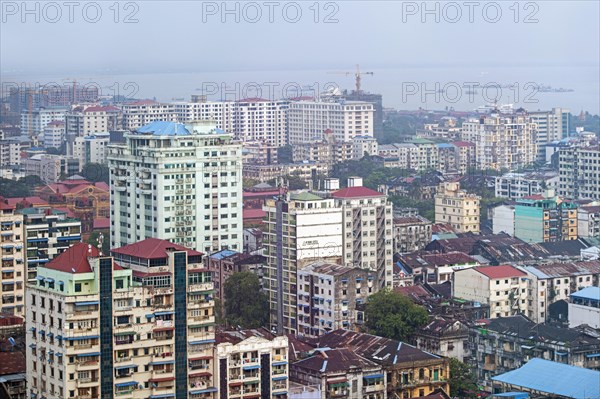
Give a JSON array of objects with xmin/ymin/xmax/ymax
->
[
  {"xmin": 292, "ymin": 131, "xmax": 353, "ymax": 166},
  {"xmin": 436, "ymin": 144, "xmax": 457, "ymax": 174},
  {"xmin": 290, "ymin": 348, "xmax": 386, "ymax": 399},
  {"xmin": 469, "ymin": 315, "xmax": 600, "ymax": 387},
  {"xmin": 410, "ymin": 138, "xmax": 439, "ymax": 171},
  {"xmin": 230, "ymin": 98, "xmax": 289, "ymax": 147},
  {"xmin": 243, "ymin": 162, "xmax": 330, "ymax": 184},
  {"xmin": 577, "ymin": 204, "xmax": 600, "ymax": 239},
  {"xmin": 171, "ymin": 98, "xmax": 234, "ymax": 132},
  {"xmin": 121, "ymin": 100, "xmax": 178, "ymax": 131},
  {"xmin": 19, "ymin": 207, "xmax": 81, "ymax": 282},
  {"xmin": 558, "ymin": 144, "xmax": 600, "ymax": 200},
  {"xmin": 494, "ymin": 171, "xmax": 559, "ymax": 200},
  {"xmin": 393, "ymin": 215, "xmax": 432, "ymax": 254},
  {"xmin": 461, "ymin": 114, "xmax": 538, "ymax": 171},
  {"xmin": 449, "ymin": 141, "xmax": 476, "ymax": 174},
  {"xmin": 521, "ymin": 260, "xmax": 600, "ymax": 323},
  {"xmin": 263, "ymin": 192, "xmax": 343, "ymax": 334},
  {"xmin": 73, "ymin": 133, "xmax": 110, "ymax": 165},
  {"xmin": 43, "ymin": 120, "xmax": 65, "ymax": 149},
  {"xmin": 9, "ymin": 84, "xmax": 98, "ymax": 115},
  {"xmin": 242, "ymin": 141, "xmax": 278, "ymax": 165},
  {"xmin": 204, "ymin": 249, "xmax": 265, "ymax": 304},
  {"xmin": 569, "ymin": 286, "xmax": 600, "ymax": 329},
  {"xmin": 27, "ymin": 239, "xmax": 217, "ymax": 399},
  {"xmin": 20, "ymin": 107, "xmax": 69, "ymax": 136},
  {"xmin": 529, "ymin": 107, "xmax": 570, "ymax": 158},
  {"xmin": 397, "ymin": 251, "xmax": 479, "ymax": 285},
  {"xmin": 332, "ymin": 181, "xmax": 394, "ymax": 288},
  {"xmin": 0, "ymin": 198, "xmax": 25, "ymax": 316},
  {"xmin": 416, "ymin": 123, "xmax": 461, "ymax": 141},
  {"xmin": 514, "ymin": 194, "xmax": 578, "ymax": 243},
  {"xmin": 243, "ymin": 228, "xmax": 263, "ymax": 253},
  {"xmin": 108, "ymin": 120, "xmax": 243, "ymax": 252},
  {"xmin": 352, "ymin": 135, "xmax": 378, "ymax": 159},
  {"xmin": 342, "ymin": 90, "xmax": 383, "ymax": 139},
  {"xmin": 64, "ymin": 105, "xmax": 122, "ymax": 155},
  {"xmin": 453, "ymin": 265, "xmax": 528, "ymax": 318},
  {"xmin": 288, "ymin": 99, "xmax": 374, "ymax": 144},
  {"xmin": 434, "ymin": 182, "xmax": 480, "ymax": 233},
  {"xmin": 412, "ymin": 317, "xmax": 470, "ymax": 362},
  {"xmin": 314, "ymin": 330, "xmax": 450, "ymax": 399},
  {"xmin": 490, "ymin": 204, "xmax": 515, "ymax": 236},
  {"xmin": 22, "ymin": 154, "xmax": 80, "ymax": 184},
  {"xmin": 0, "ymin": 135, "xmax": 22, "ymax": 166},
  {"xmin": 297, "ymin": 262, "xmax": 375, "ymax": 337},
  {"xmin": 215, "ymin": 328, "xmax": 289, "ymax": 399}
]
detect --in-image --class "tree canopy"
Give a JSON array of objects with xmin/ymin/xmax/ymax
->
[
  {"xmin": 0, "ymin": 175, "xmax": 44, "ymax": 198},
  {"xmin": 448, "ymin": 358, "xmax": 479, "ymax": 397},
  {"xmin": 81, "ymin": 163, "xmax": 109, "ymax": 184},
  {"xmin": 223, "ymin": 272, "xmax": 269, "ymax": 329},
  {"xmin": 365, "ymin": 289, "xmax": 429, "ymax": 342}
]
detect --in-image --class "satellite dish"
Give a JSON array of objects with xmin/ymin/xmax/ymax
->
[{"xmin": 8, "ymin": 337, "xmax": 15, "ymax": 346}]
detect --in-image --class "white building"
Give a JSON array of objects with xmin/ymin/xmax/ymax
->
[
  {"xmin": 20, "ymin": 107, "xmax": 68, "ymax": 136},
  {"xmin": 494, "ymin": 171, "xmax": 559, "ymax": 199},
  {"xmin": 352, "ymin": 135, "xmax": 378, "ymax": 159},
  {"xmin": 0, "ymin": 200, "xmax": 25, "ymax": 316},
  {"xmin": 22, "ymin": 154, "xmax": 80, "ymax": 183},
  {"xmin": 108, "ymin": 120, "xmax": 243, "ymax": 253},
  {"xmin": 0, "ymin": 136, "xmax": 22, "ymax": 166},
  {"xmin": 491, "ymin": 204, "xmax": 515, "ymax": 236},
  {"xmin": 461, "ymin": 114, "xmax": 538, "ymax": 171},
  {"xmin": 558, "ymin": 144, "xmax": 600, "ymax": 200},
  {"xmin": 43, "ymin": 120, "xmax": 65, "ymax": 149},
  {"xmin": 288, "ymin": 99, "xmax": 374, "ymax": 144},
  {"xmin": 529, "ymin": 107, "xmax": 570, "ymax": 157},
  {"xmin": 331, "ymin": 178, "xmax": 394, "ymax": 288},
  {"xmin": 73, "ymin": 133, "xmax": 110, "ymax": 165},
  {"xmin": 578, "ymin": 204, "xmax": 600, "ymax": 239},
  {"xmin": 453, "ymin": 265, "xmax": 528, "ymax": 318},
  {"xmin": 569, "ymin": 286, "xmax": 600, "ymax": 329},
  {"xmin": 263, "ymin": 192, "xmax": 343, "ymax": 334},
  {"xmin": 121, "ymin": 101, "xmax": 178, "ymax": 131}
]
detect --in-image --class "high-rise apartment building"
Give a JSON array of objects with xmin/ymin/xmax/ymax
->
[
  {"xmin": 0, "ymin": 198, "xmax": 25, "ymax": 316},
  {"xmin": 73, "ymin": 133, "xmax": 110, "ymax": 165},
  {"xmin": 434, "ymin": 182, "xmax": 480, "ymax": 233},
  {"xmin": 121, "ymin": 101, "xmax": 178, "ymax": 131},
  {"xmin": 461, "ymin": 114, "xmax": 538, "ymax": 171},
  {"xmin": 262, "ymin": 192, "xmax": 343, "ymax": 334},
  {"xmin": 332, "ymin": 179, "xmax": 394, "ymax": 289},
  {"xmin": 108, "ymin": 121, "xmax": 243, "ymax": 253},
  {"xmin": 64, "ymin": 105, "xmax": 122, "ymax": 155},
  {"xmin": 43, "ymin": 120, "xmax": 66, "ymax": 149},
  {"xmin": 287, "ymin": 99, "xmax": 374, "ymax": 144},
  {"xmin": 530, "ymin": 107, "xmax": 570, "ymax": 158},
  {"xmin": 558, "ymin": 144, "xmax": 600, "ymax": 200},
  {"xmin": 20, "ymin": 107, "xmax": 69, "ymax": 136},
  {"xmin": 26, "ymin": 239, "xmax": 217, "ymax": 399}
]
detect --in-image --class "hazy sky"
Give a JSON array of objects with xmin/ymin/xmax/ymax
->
[{"xmin": 1, "ymin": 1, "xmax": 599, "ymax": 75}]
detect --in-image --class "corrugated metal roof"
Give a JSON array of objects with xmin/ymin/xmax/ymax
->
[
  {"xmin": 571, "ymin": 286, "xmax": 600, "ymax": 301},
  {"xmin": 136, "ymin": 121, "xmax": 190, "ymax": 136},
  {"xmin": 492, "ymin": 358, "xmax": 600, "ymax": 399}
]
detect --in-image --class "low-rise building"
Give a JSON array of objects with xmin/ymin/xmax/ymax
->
[
  {"xmin": 412, "ymin": 317, "xmax": 470, "ymax": 362},
  {"xmin": 514, "ymin": 194, "xmax": 578, "ymax": 243},
  {"xmin": 291, "ymin": 348, "xmax": 386, "ymax": 399},
  {"xmin": 453, "ymin": 265, "xmax": 528, "ymax": 318},
  {"xmin": 393, "ymin": 216, "xmax": 432, "ymax": 254},
  {"xmin": 577, "ymin": 204, "xmax": 600, "ymax": 239},
  {"xmin": 521, "ymin": 260, "xmax": 600, "ymax": 323},
  {"xmin": 469, "ymin": 315, "xmax": 600, "ymax": 387},
  {"xmin": 243, "ymin": 162, "xmax": 330, "ymax": 184},
  {"xmin": 216, "ymin": 328, "xmax": 289, "ymax": 399},
  {"xmin": 297, "ymin": 262, "xmax": 375, "ymax": 337},
  {"xmin": 352, "ymin": 136, "xmax": 378, "ymax": 159},
  {"xmin": 397, "ymin": 251, "xmax": 479, "ymax": 285},
  {"xmin": 494, "ymin": 171, "xmax": 559, "ymax": 200},
  {"xmin": 292, "ymin": 131, "xmax": 353, "ymax": 166},
  {"xmin": 73, "ymin": 132, "xmax": 110, "ymax": 165},
  {"xmin": 0, "ymin": 350, "xmax": 26, "ymax": 399},
  {"xmin": 568, "ymin": 286, "xmax": 600, "ymax": 329}
]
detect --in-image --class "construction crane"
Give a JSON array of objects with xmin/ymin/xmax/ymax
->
[{"xmin": 328, "ymin": 64, "xmax": 374, "ymax": 93}]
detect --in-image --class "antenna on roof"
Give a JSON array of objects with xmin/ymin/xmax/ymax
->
[{"xmin": 71, "ymin": 268, "xmax": 76, "ymax": 273}]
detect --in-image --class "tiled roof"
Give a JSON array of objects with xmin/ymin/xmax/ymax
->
[
  {"xmin": 111, "ymin": 238, "xmax": 203, "ymax": 259},
  {"xmin": 474, "ymin": 265, "xmax": 526, "ymax": 279},
  {"xmin": 5, "ymin": 196, "xmax": 48, "ymax": 206},
  {"xmin": 0, "ymin": 351, "xmax": 26, "ymax": 375},
  {"xmin": 332, "ymin": 186, "xmax": 383, "ymax": 198},
  {"xmin": 45, "ymin": 243, "xmax": 99, "ymax": 273},
  {"xmin": 293, "ymin": 348, "xmax": 378, "ymax": 373}
]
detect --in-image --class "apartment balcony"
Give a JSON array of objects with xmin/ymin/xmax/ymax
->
[{"xmin": 77, "ymin": 376, "xmax": 100, "ymax": 387}]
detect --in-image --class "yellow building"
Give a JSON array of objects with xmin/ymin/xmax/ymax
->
[{"xmin": 434, "ymin": 182, "xmax": 481, "ymax": 233}]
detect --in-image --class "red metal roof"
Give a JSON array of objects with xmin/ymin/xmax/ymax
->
[
  {"xmin": 0, "ymin": 351, "xmax": 26, "ymax": 375},
  {"xmin": 45, "ymin": 243, "xmax": 99, "ymax": 273},
  {"xmin": 93, "ymin": 218, "xmax": 110, "ymax": 229},
  {"xmin": 189, "ymin": 372, "xmax": 212, "ymax": 378},
  {"xmin": 332, "ymin": 186, "xmax": 383, "ymax": 198},
  {"xmin": 452, "ymin": 141, "xmax": 475, "ymax": 147},
  {"xmin": 5, "ymin": 196, "xmax": 48, "ymax": 206},
  {"xmin": 148, "ymin": 377, "xmax": 175, "ymax": 383},
  {"xmin": 474, "ymin": 265, "xmax": 526, "ymax": 279},
  {"xmin": 111, "ymin": 238, "xmax": 203, "ymax": 259},
  {"xmin": 243, "ymin": 209, "xmax": 266, "ymax": 220}
]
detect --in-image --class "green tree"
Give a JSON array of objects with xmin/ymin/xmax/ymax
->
[
  {"xmin": 223, "ymin": 272, "xmax": 269, "ymax": 328},
  {"xmin": 277, "ymin": 144, "xmax": 293, "ymax": 164},
  {"xmin": 0, "ymin": 175, "xmax": 45, "ymax": 198},
  {"xmin": 448, "ymin": 358, "xmax": 478, "ymax": 397},
  {"xmin": 81, "ymin": 163, "xmax": 109, "ymax": 184},
  {"xmin": 365, "ymin": 289, "xmax": 428, "ymax": 341}
]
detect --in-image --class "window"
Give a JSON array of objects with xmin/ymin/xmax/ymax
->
[{"xmin": 74, "ymin": 283, "xmax": 81, "ymax": 292}]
